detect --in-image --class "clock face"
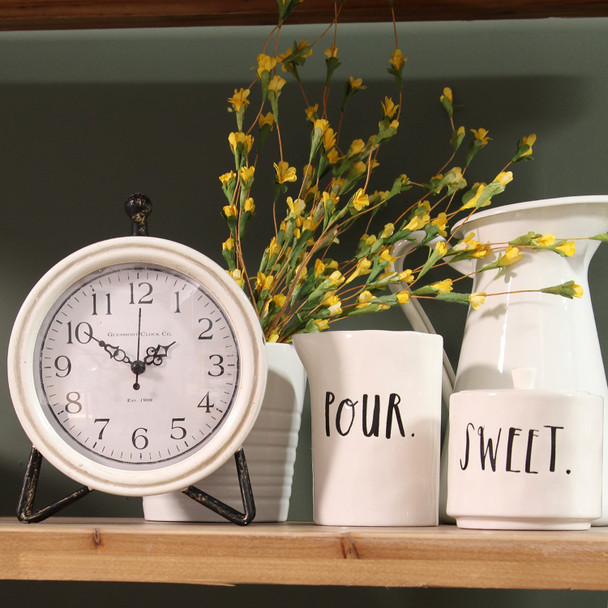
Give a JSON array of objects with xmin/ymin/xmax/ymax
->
[
  {"xmin": 8, "ymin": 237, "xmax": 266, "ymax": 496},
  {"xmin": 34, "ymin": 262, "xmax": 239, "ymax": 470}
]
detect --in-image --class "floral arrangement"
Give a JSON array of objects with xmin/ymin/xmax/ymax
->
[{"xmin": 217, "ymin": 0, "xmax": 593, "ymax": 343}]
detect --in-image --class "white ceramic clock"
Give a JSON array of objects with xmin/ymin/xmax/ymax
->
[{"xmin": 8, "ymin": 236, "xmax": 267, "ymax": 500}]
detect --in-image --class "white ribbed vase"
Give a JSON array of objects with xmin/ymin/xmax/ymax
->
[{"xmin": 142, "ymin": 342, "xmax": 306, "ymax": 522}]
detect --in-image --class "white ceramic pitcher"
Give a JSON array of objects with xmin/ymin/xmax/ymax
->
[{"xmin": 391, "ymin": 195, "xmax": 608, "ymax": 524}]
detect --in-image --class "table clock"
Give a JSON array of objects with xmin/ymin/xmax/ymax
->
[{"xmin": 7, "ymin": 195, "xmax": 266, "ymax": 524}]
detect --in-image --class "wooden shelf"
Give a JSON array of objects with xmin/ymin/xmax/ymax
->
[
  {"xmin": 2, "ymin": 518, "xmax": 608, "ymax": 589},
  {"xmin": 0, "ymin": 0, "xmax": 607, "ymax": 31}
]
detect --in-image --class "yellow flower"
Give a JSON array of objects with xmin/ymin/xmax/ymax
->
[
  {"xmin": 345, "ymin": 258, "xmax": 372, "ymax": 285},
  {"xmin": 255, "ymin": 272, "xmax": 274, "ymax": 292},
  {"xmin": 229, "ymin": 269, "xmax": 244, "ymax": 288},
  {"xmin": 326, "ymin": 148, "xmax": 340, "ymax": 164},
  {"xmin": 348, "ymin": 139, "xmax": 366, "ymax": 155},
  {"xmin": 404, "ymin": 213, "xmax": 429, "ymax": 231},
  {"xmin": 323, "ymin": 294, "xmax": 343, "ymax": 317},
  {"xmin": 471, "ymin": 128, "xmax": 491, "ymax": 145},
  {"xmin": 239, "ymin": 165, "xmax": 255, "ymax": 183},
  {"xmin": 472, "ymin": 244, "xmax": 491, "ymax": 258},
  {"xmin": 572, "ymin": 283, "xmax": 584, "ymax": 298},
  {"xmin": 287, "ymin": 196, "xmax": 306, "ymax": 216},
  {"xmin": 461, "ymin": 183, "xmax": 486, "ymax": 210},
  {"xmin": 323, "ymin": 127, "xmax": 336, "ymax": 152},
  {"xmin": 432, "ymin": 278, "xmax": 453, "ymax": 294},
  {"xmin": 322, "ymin": 190, "xmax": 339, "ymax": 211},
  {"xmin": 314, "ymin": 319, "xmax": 329, "ymax": 331},
  {"xmin": 257, "ymin": 53, "xmax": 277, "ymax": 77},
  {"xmin": 272, "ymin": 293, "xmax": 287, "ymax": 307},
  {"xmin": 399, "ymin": 269, "xmax": 415, "ymax": 284},
  {"xmin": 314, "ymin": 259, "xmax": 326, "ymax": 277},
  {"xmin": 469, "ymin": 292, "xmax": 487, "ymax": 309},
  {"xmin": 328, "ymin": 270, "xmax": 345, "ymax": 287},
  {"xmin": 267, "ymin": 237, "xmax": 281, "ymax": 256},
  {"xmin": 228, "ymin": 131, "xmax": 254, "ymax": 154},
  {"xmin": 268, "ymin": 74, "xmax": 287, "ymax": 93},
  {"xmin": 520, "ymin": 133, "xmax": 537, "ymax": 157},
  {"xmin": 356, "ymin": 290, "xmax": 373, "ymax": 308},
  {"xmin": 259, "ymin": 112, "xmax": 275, "ymax": 129},
  {"xmin": 431, "ymin": 212, "xmax": 448, "ymax": 236},
  {"xmin": 440, "ymin": 87, "xmax": 453, "ymax": 104},
  {"xmin": 351, "ymin": 188, "xmax": 370, "ymax": 211},
  {"xmin": 535, "ymin": 233, "xmax": 556, "ymax": 247},
  {"xmin": 390, "ymin": 48, "xmax": 405, "ymax": 71},
  {"xmin": 274, "ymin": 160, "xmax": 297, "ymax": 184},
  {"xmin": 349, "ymin": 76, "xmax": 366, "ymax": 91},
  {"xmin": 222, "ymin": 237, "xmax": 234, "ymax": 251},
  {"xmin": 498, "ymin": 246, "xmax": 523, "ymax": 267},
  {"xmin": 227, "ymin": 88, "xmax": 250, "ymax": 112},
  {"xmin": 305, "ymin": 104, "xmax": 319, "ymax": 122},
  {"xmin": 219, "ymin": 170, "xmax": 236, "ymax": 186},
  {"xmin": 353, "ymin": 160, "xmax": 367, "ymax": 175},
  {"xmin": 396, "ymin": 290, "xmax": 410, "ymax": 304},
  {"xmin": 379, "ymin": 249, "xmax": 396, "ymax": 265},
  {"xmin": 223, "ymin": 204, "xmax": 237, "ymax": 218},
  {"xmin": 556, "ymin": 241, "xmax": 576, "ymax": 256},
  {"xmin": 435, "ymin": 241, "xmax": 448, "ymax": 256},
  {"xmin": 324, "ymin": 44, "xmax": 338, "ymax": 59},
  {"xmin": 381, "ymin": 223, "xmax": 395, "ymax": 239},
  {"xmin": 243, "ymin": 197, "xmax": 255, "ymax": 213},
  {"xmin": 452, "ymin": 232, "xmax": 479, "ymax": 252},
  {"xmin": 313, "ymin": 118, "xmax": 329, "ymax": 134},
  {"xmin": 381, "ymin": 96, "xmax": 399, "ymax": 119},
  {"xmin": 494, "ymin": 171, "xmax": 514, "ymax": 187},
  {"xmin": 267, "ymin": 332, "xmax": 280, "ymax": 343}
]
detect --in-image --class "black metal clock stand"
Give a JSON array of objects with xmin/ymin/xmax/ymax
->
[{"xmin": 16, "ymin": 194, "xmax": 256, "ymax": 526}]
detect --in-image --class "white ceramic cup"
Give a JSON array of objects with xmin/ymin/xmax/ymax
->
[
  {"xmin": 293, "ymin": 330, "xmax": 443, "ymax": 526},
  {"xmin": 447, "ymin": 389, "xmax": 604, "ymax": 530}
]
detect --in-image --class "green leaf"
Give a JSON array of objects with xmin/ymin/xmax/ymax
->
[
  {"xmin": 509, "ymin": 231, "xmax": 542, "ymax": 246},
  {"xmin": 435, "ymin": 292, "xmax": 471, "ymax": 305},
  {"xmin": 277, "ymin": 0, "xmax": 302, "ymax": 22}
]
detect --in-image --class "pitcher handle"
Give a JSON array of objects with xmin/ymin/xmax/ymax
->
[{"xmin": 390, "ymin": 232, "xmax": 455, "ymax": 405}]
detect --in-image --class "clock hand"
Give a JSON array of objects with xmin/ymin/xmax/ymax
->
[
  {"xmin": 132, "ymin": 308, "xmax": 144, "ymax": 391},
  {"xmin": 143, "ymin": 341, "xmax": 177, "ymax": 366},
  {"xmin": 85, "ymin": 331, "xmax": 132, "ymax": 365}
]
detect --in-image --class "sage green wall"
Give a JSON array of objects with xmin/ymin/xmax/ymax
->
[{"xmin": 0, "ymin": 17, "xmax": 607, "ymax": 606}]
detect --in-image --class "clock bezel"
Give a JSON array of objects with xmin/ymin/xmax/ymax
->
[{"xmin": 8, "ymin": 236, "xmax": 267, "ymax": 497}]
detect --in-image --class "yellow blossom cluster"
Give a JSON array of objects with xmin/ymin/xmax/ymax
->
[{"xmin": 213, "ymin": 0, "xmax": 582, "ymax": 342}]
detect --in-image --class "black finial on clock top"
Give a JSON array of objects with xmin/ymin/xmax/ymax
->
[{"xmin": 125, "ymin": 193, "xmax": 152, "ymax": 236}]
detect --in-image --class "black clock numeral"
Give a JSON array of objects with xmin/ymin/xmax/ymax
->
[
  {"xmin": 129, "ymin": 281, "xmax": 154, "ymax": 305},
  {"xmin": 132, "ymin": 427, "xmax": 149, "ymax": 450},
  {"xmin": 197, "ymin": 317, "xmax": 213, "ymax": 340},
  {"xmin": 208, "ymin": 354, "xmax": 225, "ymax": 377},
  {"xmin": 174, "ymin": 291, "xmax": 181, "ymax": 313},
  {"xmin": 65, "ymin": 391, "xmax": 83, "ymax": 414},
  {"xmin": 170, "ymin": 418, "xmax": 187, "ymax": 440},
  {"xmin": 94, "ymin": 418, "xmax": 110, "ymax": 440},
  {"xmin": 67, "ymin": 321, "xmax": 93, "ymax": 345},
  {"xmin": 54, "ymin": 355, "xmax": 72, "ymax": 377},
  {"xmin": 197, "ymin": 392, "xmax": 214, "ymax": 413},
  {"xmin": 91, "ymin": 292, "xmax": 112, "ymax": 316}
]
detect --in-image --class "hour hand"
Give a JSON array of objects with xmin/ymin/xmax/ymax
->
[{"xmin": 143, "ymin": 341, "xmax": 176, "ymax": 366}]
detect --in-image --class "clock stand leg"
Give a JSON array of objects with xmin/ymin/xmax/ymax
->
[
  {"xmin": 182, "ymin": 448, "xmax": 256, "ymax": 526},
  {"xmin": 17, "ymin": 446, "xmax": 92, "ymax": 523}
]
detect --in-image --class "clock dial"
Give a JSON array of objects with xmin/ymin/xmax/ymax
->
[
  {"xmin": 9, "ymin": 236, "xmax": 266, "ymax": 496},
  {"xmin": 34, "ymin": 263, "xmax": 240, "ymax": 471}
]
